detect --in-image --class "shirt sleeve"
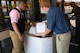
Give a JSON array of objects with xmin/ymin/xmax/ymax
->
[
  {"xmin": 47, "ymin": 10, "xmax": 56, "ymax": 31},
  {"xmin": 9, "ymin": 9, "xmax": 20, "ymax": 23}
]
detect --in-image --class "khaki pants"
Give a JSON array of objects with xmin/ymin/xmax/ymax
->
[
  {"xmin": 9, "ymin": 30, "xmax": 24, "ymax": 53},
  {"xmin": 56, "ymin": 31, "xmax": 71, "ymax": 53}
]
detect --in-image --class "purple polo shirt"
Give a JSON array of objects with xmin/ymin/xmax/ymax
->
[{"xmin": 9, "ymin": 7, "xmax": 24, "ymax": 23}]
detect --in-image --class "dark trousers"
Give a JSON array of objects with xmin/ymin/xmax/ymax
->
[{"xmin": 75, "ymin": 16, "xmax": 80, "ymax": 43}]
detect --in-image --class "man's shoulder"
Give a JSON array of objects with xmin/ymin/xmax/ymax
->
[
  {"xmin": 50, "ymin": 6, "xmax": 60, "ymax": 12},
  {"xmin": 9, "ymin": 8, "xmax": 21, "ymax": 17},
  {"xmin": 51, "ymin": 6, "xmax": 59, "ymax": 9},
  {"xmin": 10, "ymin": 8, "xmax": 20, "ymax": 14},
  {"xmin": 49, "ymin": 6, "xmax": 60, "ymax": 14}
]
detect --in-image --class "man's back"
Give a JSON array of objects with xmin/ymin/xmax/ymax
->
[{"xmin": 47, "ymin": 7, "xmax": 69, "ymax": 34}]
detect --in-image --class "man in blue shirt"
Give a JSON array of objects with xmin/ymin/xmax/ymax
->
[{"xmin": 39, "ymin": 0, "xmax": 71, "ymax": 53}]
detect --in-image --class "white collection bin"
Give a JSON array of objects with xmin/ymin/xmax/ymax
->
[{"xmin": 24, "ymin": 35, "xmax": 53, "ymax": 53}]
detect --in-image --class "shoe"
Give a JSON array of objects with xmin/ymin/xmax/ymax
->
[{"xmin": 70, "ymin": 42, "xmax": 79, "ymax": 46}]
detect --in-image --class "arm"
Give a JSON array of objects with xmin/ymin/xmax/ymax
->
[
  {"xmin": 41, "ymin": 9, "xmax": 55, "ymax": 37},
  {"xmin": 42, "ymin": 28, "xmax": 51, "ymax": 37},
  {"xmin": 12, "ymin": 23, "xmax": 24, "ymax": 41},
  {"xmin": 12, "ymin": 23, "xmax": 22, "ymax": 36}
]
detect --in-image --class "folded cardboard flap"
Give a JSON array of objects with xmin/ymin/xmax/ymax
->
[{"xmin": 29, "ymin": 26, "xmax": 36, "ymax": 35}]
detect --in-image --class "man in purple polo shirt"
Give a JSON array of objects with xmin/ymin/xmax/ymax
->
[{"xmin": 9, "ymin": 0, "xmax": 27, "ymax": 53}]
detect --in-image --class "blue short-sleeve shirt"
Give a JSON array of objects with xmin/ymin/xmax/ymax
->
[{"xmin": 47, "ymin": 7, "xmax": 69, "ymax": 34}]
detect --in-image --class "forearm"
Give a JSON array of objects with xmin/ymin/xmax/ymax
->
[
  {"xmin": 12, "ymin": 23, "xmax": 22, "ymax": 37},
  {"xmin": 44, "ymin": 28, "xmax": 51, "ymax": 35}
]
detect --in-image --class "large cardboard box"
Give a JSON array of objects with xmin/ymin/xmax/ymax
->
[{"xmin": 29, "ymin": 22, "xmax": 47, "ymax": 36}]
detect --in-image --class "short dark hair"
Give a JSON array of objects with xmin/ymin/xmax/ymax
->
[
  {"xmin": 70, "ymin": 2, "xmax": 75, "ymax": 6},
  {"xmin": 19, "ymin": 0, "xmax": 27, "ymax": 4}
]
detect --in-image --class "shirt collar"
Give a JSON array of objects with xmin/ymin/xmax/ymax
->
[{"xmin": 16, "ymin": 6, "xmax": 21, "ymax": 12}]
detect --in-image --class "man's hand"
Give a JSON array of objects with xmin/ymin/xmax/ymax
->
[
  {"xmin": 41, "ymin": 32, "xmax": 47, "ymax": 37},
  {"xmin": 41, "ymin": 28, "xmax": 51, "ymax": 37},
  {"xmin": 42, "ymin": 20, "xmax": 47, "ymax": 23},
  {"xmin": 19, "ymin": 34, "xmax": 24, "ymax": 41}
]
